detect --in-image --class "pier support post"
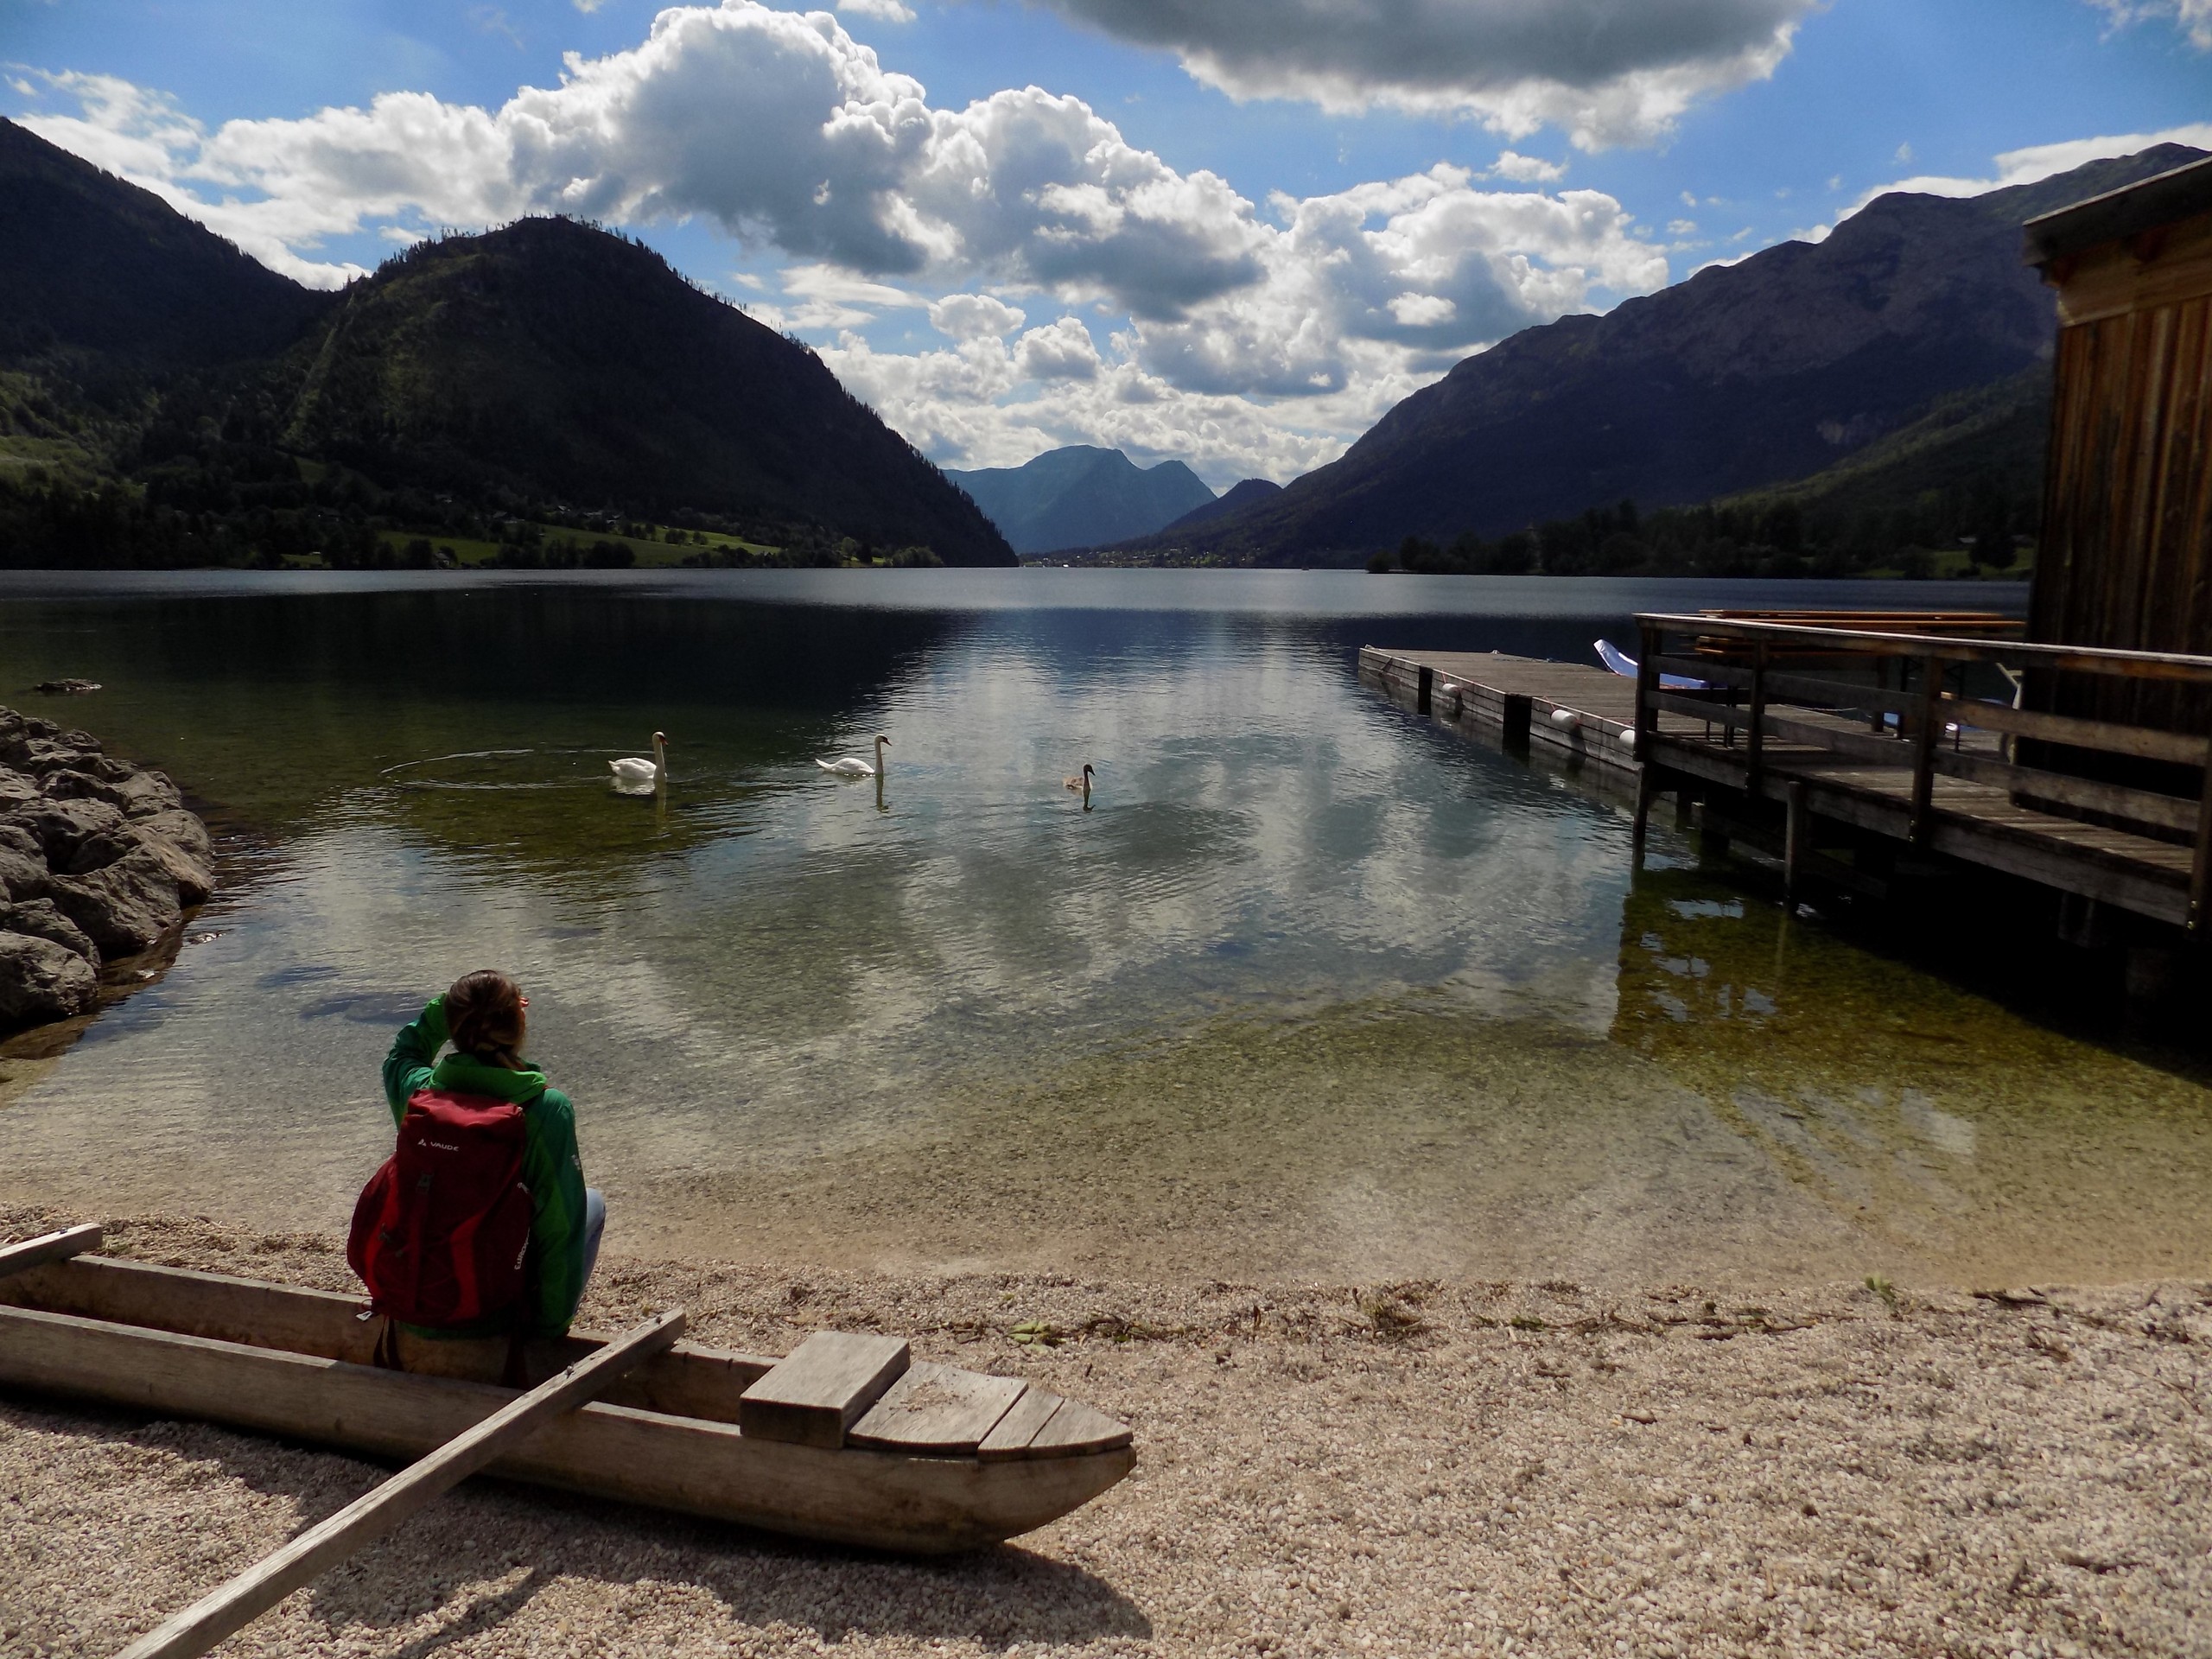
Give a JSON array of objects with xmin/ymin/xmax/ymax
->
[
  {"xmin": 1416, "ymin": 664, "xmax": 1433, "ymax": 716},
  {"xmin": 1783, "ymin": 781, "xmax": 1808, "ymax": 906},
  {"xmin": 1501, "ymin": 693, "xmax": 1531, "ymax": 750}
]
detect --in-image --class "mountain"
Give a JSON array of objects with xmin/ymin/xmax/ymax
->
[
  {"xmin": 280, "ymin": 218, "xmax": 1011, "ymax": 563},
  {"xmin": 1160, "ymin": 477, "xmax": 1281, "ymax": 533},
  {"xmin": 1121, "ymin": 144, "xmax": 2203, "ymax": 568},
  {"xmin": 0, "ymin": 119, "xmax": 331, "ymax": 365},
  {"xmin": 948, "ymin": 446, "xmax": 1214, "ymax": 553},
  {"xmin": 0, "ymin": 119, "xmax": 1011, "ymax": 568}
]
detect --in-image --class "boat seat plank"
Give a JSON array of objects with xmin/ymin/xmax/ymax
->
[
  {"xmin": 0, "ymin": 1224, "xmax": 100, "ymax": 1281},
  {"xmin": 976, "ymin": 1388, "xmax": 1064, "ymax": 1461},
  {"xmin": 738, "ymin": 1331, "xmax": 910, "ymax": 1449},
  {"xmin": 848, "ymin": 1362, "xmax": 1026, "ymax": 1454},
  {"xmin": 1025, "ymin": 1397, "xmax": 1134, "ymax": 1459}
]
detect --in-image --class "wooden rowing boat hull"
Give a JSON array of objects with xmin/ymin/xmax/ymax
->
[{"xmin": 0, "ymin": 1258, "xmax": 1133, "ymax": 1554}]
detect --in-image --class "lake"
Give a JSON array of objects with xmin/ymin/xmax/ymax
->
[{"xmin": 3, "ymin": 568, "xmax": 2207, "ymax": 1288}]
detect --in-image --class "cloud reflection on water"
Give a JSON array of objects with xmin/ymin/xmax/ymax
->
[{"xmin": 4, "ymin": 571, "xmax": 2203, "ymax": 1286}]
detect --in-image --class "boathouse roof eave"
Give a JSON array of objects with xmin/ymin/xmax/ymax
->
[{"xmin": 2022, "ymin": 152, "xmax": 2212, "ymax": 270}]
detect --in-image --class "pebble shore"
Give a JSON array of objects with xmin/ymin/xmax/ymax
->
[{"xmin": 2, "ymin": 1210, "xmax": 2206, "ymax": 1658}]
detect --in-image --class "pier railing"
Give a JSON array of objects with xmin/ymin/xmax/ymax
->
[{"xmin": 1632, "ymin": 613, "xmax": 2212, "ymax": 928}]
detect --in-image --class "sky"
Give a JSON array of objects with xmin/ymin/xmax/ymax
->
[{"xmin": 4, "ymin": 1, "xmax": 2209, "ymax": 488}]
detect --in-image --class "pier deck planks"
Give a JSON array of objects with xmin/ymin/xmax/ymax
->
[
  {"xmin": 1359, "ymin": 643, "xmax": 2196, "ymax": 926},
  {"xmin": 1357, "ymin": 646, "xmax": 1658, "ymax": 775}
]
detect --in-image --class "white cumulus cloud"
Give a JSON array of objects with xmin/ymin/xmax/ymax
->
[
  {"xmin": 1491, "ymin": 149, "xmax": 1566, "ymax": 183},
  {"xmin": 1015, "ymin": 317, "xmax": 1106, "ymax": 380},
  {"xmin": 2085, "ymin": 0, "xmax": 2212, "ymax": 48},
  {"xmin": 9, "ymin": 2, "xmax": 1675, "ymax": 481},
  {"xmin": 929, "ymin": 292, "xmax": 1027, "ymax": 339}
]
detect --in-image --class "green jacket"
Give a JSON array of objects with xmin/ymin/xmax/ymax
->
[{"xmin": 381, "ymin": 995, "xmax": 590, "ymax": 1338}]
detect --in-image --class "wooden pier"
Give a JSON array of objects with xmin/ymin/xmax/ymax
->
[
  {"xmin": 1361, "ymin": 617, "xmax": 2212, "ymax": 941},
  {"xmin": 1627, "ymin": 613, "xmax": 2212, "ymax": 935},
  {"xmin": 1357, "ymin": 646, "xmax": 1646, "ymax": 777}
]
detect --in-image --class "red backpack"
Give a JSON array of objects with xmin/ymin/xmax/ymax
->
[{"xmin": 347, "ymin": 1089, "xmax": 535, "ymax": 1329}]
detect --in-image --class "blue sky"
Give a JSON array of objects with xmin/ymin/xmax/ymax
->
[{"xmin": 6, "ymin": 0, "xmax": 2208, "ymax": 486}]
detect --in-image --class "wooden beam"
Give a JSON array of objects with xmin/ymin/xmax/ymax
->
[
  {"xmin": 1746, "ymin": 644, "xmax": 1769, "ymax": 786},
  {"xmin": 1659, "ymin": 655, "xmax": 2210, "ymax": 772},
  {"xmin": 1936, "ymin": 748, "xmax": 2201, "ymax": 834},
  {"xmin": 1024, "ymin": 1398, "xmax": 1136, "ymax": 1458},
  {"xmin": 1783, "ymin": 781, "xmax": 1808, "ymax": 906},
  {"xmin": 116, "ymin": 1309, "xmax": 685, "ymax": 1659},
  {"xmin": 1910, "ymin": 654, "xmax": 1942, "ymax": 842},
  {"xmin": 2191, "ymin": 753, "xmax": 2212, "ymax": 932},
  {"xmin": 0, "ymin": 1253, "xmax": 772, "ymax": 1421},
  {"xmin": 0, "ymin": 1224, "xmax": 99, "ymax": 1281},
  {"xmin": 1928, "ymin": 696, "xmax": 2209, "ymax": 766},
  {"xmin": 1637, "ymin": 612, "xmax": 2212, "ymax": 683}
]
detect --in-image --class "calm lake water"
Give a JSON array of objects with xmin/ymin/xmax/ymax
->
[{"xmin": 3, "ymin": 569, "xmax": 2206, "ymax": 1287}]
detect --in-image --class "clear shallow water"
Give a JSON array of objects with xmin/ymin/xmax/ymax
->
[{"xmin": 3, "ymin": 569, "xmax": 2206, "ymax": 1286}]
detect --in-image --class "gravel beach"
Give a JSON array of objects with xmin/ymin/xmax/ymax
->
[{"xmin": 3, "ymin": 1209, "xmax": 2208, "ymax": 1658}]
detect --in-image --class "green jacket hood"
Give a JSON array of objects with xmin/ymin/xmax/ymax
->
[{"xmin": 429, "ymin": 1052, "xmax": 549, "ymax": 1102}]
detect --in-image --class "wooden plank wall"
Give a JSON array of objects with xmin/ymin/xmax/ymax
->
[{"xmin": 2030, "ymin": 208, "xmax": 2212, "ymax": 742}]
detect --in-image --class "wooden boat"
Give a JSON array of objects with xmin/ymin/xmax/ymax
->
[{"xmin": 0, "ymin": 1250, "xmax": 1134, "ymax": 1554}]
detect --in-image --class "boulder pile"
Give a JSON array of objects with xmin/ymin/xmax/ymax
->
[{"xmin": 0, "ymin": 707, "xmax": 215, "ymax": 1032}]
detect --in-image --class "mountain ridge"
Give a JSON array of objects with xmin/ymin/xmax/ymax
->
[
  {"xmin": 0, "ymin": 118, "xmax": 332, "ymax": 366},
  {"xmin": 1112, "ymin": 144, "xmax": 2203, "ymax": 567},
  {"xmin": 0, "ymin": 119, "xmax": 1012, "ymax": 567},
  {"xmin": 1159, "ymin": 477, "xmax": 1282, "ymax": 534}
]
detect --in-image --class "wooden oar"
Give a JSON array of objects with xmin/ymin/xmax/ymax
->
[
  {"xmin": 116, "ymin": 1306, "xmax": 686, "ymax": 1659},
  {"xmin": 0, "ymin": 1223, "xmax": 101, "ymax": 1280}
]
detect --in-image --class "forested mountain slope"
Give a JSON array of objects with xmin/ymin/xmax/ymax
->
[{"xmin": 0, "ymin": 120, "xmax": 1012, "ymax": 567}]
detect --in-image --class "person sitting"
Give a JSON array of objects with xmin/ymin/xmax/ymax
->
[{"xmin": 351, "ymin": 969, "xmax": 603, "ymax": 1342}]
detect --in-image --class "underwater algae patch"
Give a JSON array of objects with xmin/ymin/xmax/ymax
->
[
  {"xmin": 1612, "ymin": 865, "xmax": 2212, "ymax": 1284},
  {"xmin": 617, "ymin": 954, "xmax": 2212, "ymax": 1289},
  {"xmin": 615, "ymin": 995, "xmax": 1883, "ymax": 1285}
]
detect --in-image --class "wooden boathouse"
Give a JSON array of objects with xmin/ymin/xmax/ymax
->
[
  {"xmin": 1365, "ymin": 153, "xmax": 2212, "ymax": 944},
  {"xmin": 1624, "ymin": 153, "xmax": 2212, "ymax": 938}
]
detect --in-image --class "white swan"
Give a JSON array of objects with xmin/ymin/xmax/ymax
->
[
  {"xmin": 817, "ymin": 734, "xmax": 889, "ymax": 778},
  {"xmin": 610, "ymin": 731, "xmax": 667, "ymax": 791}
]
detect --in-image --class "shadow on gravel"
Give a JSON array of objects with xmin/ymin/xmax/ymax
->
[
  {"xmin": 11, "ymin": 1396, "xmax": 1152, "ymax": 1652},
  {"xmin": 307, "ymin": 1475, "xmax": 1156, "ymax": 1651}
]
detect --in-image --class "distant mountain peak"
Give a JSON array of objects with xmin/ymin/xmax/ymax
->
[
  {"xmin": 948, "ymin": 444, "xmax": 1215, "ymax": 554},
  {"xmin": 1157, "ymin": 477, "xmax": 1282, "ymax": 536}
]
